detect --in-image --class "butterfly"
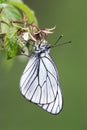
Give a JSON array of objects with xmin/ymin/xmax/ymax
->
[{"xmin": 20, "ymin": 38, "xmax": 63, "ymax": 115}]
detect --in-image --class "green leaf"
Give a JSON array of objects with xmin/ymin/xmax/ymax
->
[
  {"xmin": 8, "ymin": 2, "xmax": 38, "ymax": 25},
  {"xmin": 0, "ymin": 0, "xmax": 7, "ymax": 4},
  {"xmin": 0, "ymin": 0, "xmax": 23, "ymax": 3},
  {"xmin": 5, "ymin": 26, "xmax": 27, "ymax": 59},
  {"xmin": 0, "ymin": 4, "xmax": 22, "ymax": 20},
  {"xmin": 0, "ymin": 1, "xmax": 38, "ymax": 60},
  {"xmin": 7, "ymin": 0, "xmax": 22, "ymax": 2},
  {"xmin": 0, "ymin": 4, "xmax": 23, "ymax": 33},
  {"xmin": 5, "ymin": 27, "xmax": 17, "ymax": 59}
]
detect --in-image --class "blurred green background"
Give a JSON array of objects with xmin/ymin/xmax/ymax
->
[{"xmin": 0, "ymin": 0, "xmax": 87, "ymax": 130}]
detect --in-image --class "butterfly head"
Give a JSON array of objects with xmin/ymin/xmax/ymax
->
[{"xmin": 34, "ymin": 40, "xmax": 50, "ymax": 54}]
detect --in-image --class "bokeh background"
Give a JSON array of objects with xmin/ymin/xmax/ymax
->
[{"xmin": 0, "ymin": 0, "xmax": 87, "ymax": 130}]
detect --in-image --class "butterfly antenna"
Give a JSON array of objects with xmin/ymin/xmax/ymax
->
[
  {"xmin": 55, "ymin": 40, "xmax": 72, "ymax": 47},
  {"xmin": 53, "ymin": 35, "xmax": 63, "ymax": 46},
  {"xmin": 47, "ymin": 35, "xmax": 71, "ymax": 50}
]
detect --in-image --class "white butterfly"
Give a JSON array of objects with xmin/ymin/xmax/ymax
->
[{"xmin": 20, "ymin": 40, "xmax": 63, "ymax": 114}]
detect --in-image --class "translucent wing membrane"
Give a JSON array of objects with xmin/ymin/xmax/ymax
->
[{"xmin": 20, "ymin": 52, "xmax": 63, "ymax": 114}]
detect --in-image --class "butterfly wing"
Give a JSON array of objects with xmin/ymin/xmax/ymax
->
[
  {"xmin": 38, "ymin": 53, "xmax": 63, "ymax": 114},
  {"xmin": 38, "ymin": 85, "xmax": 63, "ymax": 114},
  {"xmin": 20, "ymin": 56, "xmax": 41, "ymax": 103},
  {"xmin": 20, "ymin": 53, "xmax": 63, "ymax": 114}
]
